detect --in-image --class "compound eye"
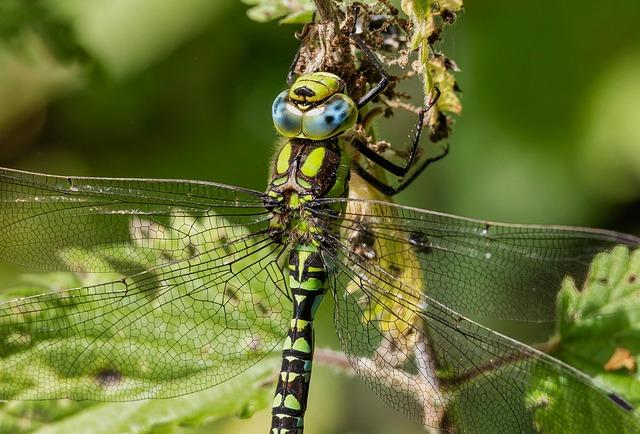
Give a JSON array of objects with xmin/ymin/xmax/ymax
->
[
  {"xmin": 301, "ymin": 94, "xmax": 357, "ymax": 140},
  {"xmin": 272, "ymin": 90, "xmax": 303, "ymax": 137}
]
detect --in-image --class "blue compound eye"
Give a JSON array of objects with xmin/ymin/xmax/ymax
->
[
  {"xmin": 301, "ymin": 94, "xmax": 357, "ymax": 140},
  {"xmin": 272, "ymin": 90, "xmax": 303, "ymax": 137}
]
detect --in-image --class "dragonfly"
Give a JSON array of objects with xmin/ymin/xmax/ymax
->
[{"xmin": 1, "ymin": 35, "xmax": 640, "ymax": 434}]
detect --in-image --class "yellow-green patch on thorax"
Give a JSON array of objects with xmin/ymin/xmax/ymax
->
[
  {"xmin": 268, "ymin": 140, "xmax": 349, "ymax": 201},
  {"xmin": 276, "ymin": 142, "xmax": 292, "ymax": 174},
  {"xmin": 300, "ymin": 147, "xmax": 326, "ymax": 178}
]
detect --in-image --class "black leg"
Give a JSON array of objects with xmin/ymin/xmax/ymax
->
[
  {"xmin": 351, "ymin": 110, "xmax": 424, "ymax": 177},
  {"xmin": 351, "ymin": 34, "xmax": 390, "ymax": 108},
  {"xmin": 351, "ymin": 87, "xmax": 446, "ymax": 196},
  {"xmin": 352, "ymin": 162, "xmax": 401, "ymax": 197},
  {"xmin": 388, "ymin": 143, "xmax": 449, "ymax": 194},
  {"xmin": 344, "ymin": 5, "xmax": 446, "ymax": 195},
  {"xmin": 345, "ymin": 4, "xmax": 390, "ymax": 108},
  {"xmin": 353, "ymin": 143, "xmax": 448, "ymax": 196},
  {"xmin": 286, "ymin": 47, "xmax": 302, "ymax": 86},
  {"xmin": 351, "ymin": 87, "xmax": 440, "ymax": 177}
]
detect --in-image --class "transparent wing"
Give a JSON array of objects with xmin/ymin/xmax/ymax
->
[
  {"xmin": 316, "ymin": 198, "xmax": 640, "ymax": 323},
  {"xmin": 0, "ymin": 167, "xmax": 269, "ymax": 272},
  {"xmin": 0, "ymin": 167, "xmax": 290, "ymax": 400},
  {"xmin": 323, "ymin": 235, "xmax": 640, "ymax": 433}
]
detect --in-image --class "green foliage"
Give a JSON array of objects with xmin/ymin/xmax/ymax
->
[
  {"xmin": 445, "ymin": 247, "xmax": 640, "ymax": 433},
  {"xmin": 0, "ymin": 210, "xmax": 285, "ymax": 433},
  {"xmin": 554, "ymin": 246, "xmax": 640, "ymax": 404},
  {"xmin": 0, "ymin": 0, "xmax": 232, "ymax": 140},
  {"xmin": 241, "ymin": 0, "xmax": 314, "ymax": 24},
  {"xmin": 0, "ymin": 357, "xmax": 277, "ymax": 434},
  {"xmin": 0, "ymin": 0, "xmax": 88, "ymax": 63},
  {"xmin": 526, "ymin": 246, "xmax": 640, "ymax": 433},
  {"xmin": 4, "ymin": 246, "xmax": 639, "ymax": 432},
  {"xmin": 400, "ymin": 0, "xmax": 463, "ymax": 114},
  {"xmin": 0, "ymin": 268, "xmax": 278, "ymax": 434}
]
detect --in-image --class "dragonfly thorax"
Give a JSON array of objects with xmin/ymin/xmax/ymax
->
[
  {"xmin": 266, "ymin": 138, "xmax": 349, "ymax": 245},
  {"xmin": 272, "ymin": 72, "xmax": 358, "ymax": 140}
]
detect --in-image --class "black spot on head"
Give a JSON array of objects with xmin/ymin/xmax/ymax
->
[
  {"xmin": 324, "ymin": 115, "xmax": 334, "ymax": 124},
  {"xmin": 409, "ymin": 232, "xmax": 432, "ymax": 254},
  {"xmin": 629, "ymin": 274, "xmax": 637, "ymax": 284},
  {"xmin": 95, "ymin": 368, "xmax": 122, "ymax": 388},
  {"xmin": 598, "ymin": 277, "xmax": 609, "ymax": 285},
  {"xmin": 294, "ymin": 86, "xmax": 315, "ymax": 97}
]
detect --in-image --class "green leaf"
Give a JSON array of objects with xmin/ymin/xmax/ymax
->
[
  {"xmin": 0, "ymin": 209, "xmax": 285, "ymax": 433},
  {"xmin": 241, "ymin": 0, "xmax": 314, "ymax": 24},
  {"xmin": 0, "ymin": 357, "xmax": 277, "ymax": 434},
  {"xmin": 526, "ymin": 366, "xmax": 637, "ymax": 434},
  {"xmin": 553, "ymin": 246, "xmax": 640, "ymax": 397},
  {"xmin": 528, "ymin": 246, "xmax": 640, "ymax": 432},
  {"xmin": 400, "ymin": 0, "xmax": 463, "ymax": 144},
  {"xmin": 445, "ymin": 247, "xmax": 640, "ymax": 432}
]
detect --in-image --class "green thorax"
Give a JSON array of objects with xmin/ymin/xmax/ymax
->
[{"xmin": 266, "ymin": 138, "xmax": 350, "ymax": 246}]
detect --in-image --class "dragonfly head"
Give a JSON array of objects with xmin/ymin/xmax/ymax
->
[{"xmin": 272, "ymin": 72, "xmax": 357, "ymax": 140}]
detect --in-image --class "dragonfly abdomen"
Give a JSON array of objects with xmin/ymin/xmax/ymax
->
[{"xmin": 271, "ymin": 244, "xmax": 327, "ymax": 434}]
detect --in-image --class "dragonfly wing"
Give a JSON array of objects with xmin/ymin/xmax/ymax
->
[
  {"xmin": 0, "ymin": 167, "xmax": 290, "ymax": 400},
  {"xmin": 316, "ymin": 198, "xmax": 640, "ymax": 323},
  {"xmin": 0, "ymin": 232, "xmax": 290, "ymax": 400},
  {"xmin": 324, "ymin": 246, "xmax": 640, "ymax": 433},
  {"xmin": 0, "ymin": 167, "xmax": 269, "ymax": 273}
]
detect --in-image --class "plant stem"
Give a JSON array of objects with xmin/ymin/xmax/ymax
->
[{"xmin": 313, "ymin": 0, "xmax": 338, "ymax": 25}]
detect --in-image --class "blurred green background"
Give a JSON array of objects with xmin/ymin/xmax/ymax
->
[{"xmin": 1, "ymin": 0, "xmax": 640, "ymax": 433}]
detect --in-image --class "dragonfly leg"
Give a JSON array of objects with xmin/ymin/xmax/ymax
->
[
  {"xmin": 351, "ymin": 89, "xmax": 446, "ymax": 195},
  {"xmin": 345, "ymin": 4, "xmax": 390, "ymax": 109},
  {"xmin": 286, "ymin": 48, "xmax": 302, "ymax": 86},
  {"xmin": 351, "ymin": 34, "xmax": 390, "ymax": 109},
  {"xmin": 352, "ymin": 142, "xmax": 448, "ymax": 196},
  {"xmin": 286, "ymin": 19, "xmax": 315, "ymax": 85}
]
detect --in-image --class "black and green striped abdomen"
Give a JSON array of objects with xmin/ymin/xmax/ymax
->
[{"xmin": 271, "ymin": 244, "xmax": 327, "ymax": 434}]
